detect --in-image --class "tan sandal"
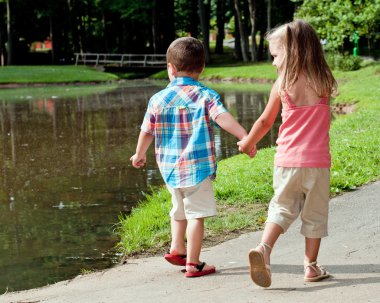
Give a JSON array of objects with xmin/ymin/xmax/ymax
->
[
  {"xmin": 304, "ymin": 261, "xmax": 330, "ymax": 282},
  {"xmin": 248, "ymin": 242, "xmax": 272, "ymax": 288}
]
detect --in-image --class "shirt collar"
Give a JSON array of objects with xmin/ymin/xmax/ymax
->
[{"xmin": 167, "ymin": 76, "xmax": 201, "ymax": 87}]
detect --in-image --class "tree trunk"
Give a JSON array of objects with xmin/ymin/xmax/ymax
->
[
  {"xmin": 161, "ymin": 0, "xmax": 175, "ymax": 52},
  {"xmin": 0, "ymin": 29, "xmax": 3, "ymax": 66},
  {"xmin": 258, "ymin": 30, "xmax": 264, "ymax": 61},
  {"xmin": 49, "ymin": 16, "xmax": 54, "ymax": 64},
  {"xmin": 248, "ymin": 0, "xmax": 257, "ymax": 62},
  {"xmin": 67, "ymin": 0, "xmax": 81, "ymax": 53},
  {"xmin": 234, "ymin": 0, "xmax": 248, "ymax": 62},
  {"xmin": 215, "ymin": 0, "xmax": 225, "ymax": 54},
  {"xmin": 189, "ymin": 0, "xmax": 199, "ymax": 37},
  {"xmin": 6, "ymin": 0, "xmax": 13, "ymax": 65},
  {"xmin": 0, "ymin": 4, "xmax": 4, "ymax": 66},
  {"xmin": 152, "ymin": 2, "xmax": 158, "ymax": 53},
  {"xmin": 234, "ymin": 12, "xmax": 242, "ymax": 60},
  {"xmin": 152, "ymin": 0, "xmax": 175, "ymax": 53},
  {"xmin": 266, "ymin": 0, "xmax": 271, "ymax": 61},
  {"xmin": 102, "ymin": 13, "xmax": 109, "ymax": 53},
  {"xmin": 198, "ymin": 0, "xmax": 210, "ymax": 63}
]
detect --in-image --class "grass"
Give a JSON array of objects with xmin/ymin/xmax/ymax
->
[
  {"xmin": 149, "ymin": 63, "xmax": 276, "ymax": 82},
  {"xmin": 0, "ymin": 65, "xmax": 118, "ymax": 84},
  {"xmin": 0, "ymin": 84, "xmax": 118, "ymax": 101},
  {"xmin": 116, "ymin": 62, "xmax": 380, "ymax": 257}
]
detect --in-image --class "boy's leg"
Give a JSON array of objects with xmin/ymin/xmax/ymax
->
[
  {"xmin": 185, "ymin": 218, "xmax": 215, "ymax": 273},
  {"xmin": 170, "ymin": 217, "xmax": 187, "ymax": 255}
]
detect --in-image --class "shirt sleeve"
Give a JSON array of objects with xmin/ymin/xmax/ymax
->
[
  {"xmin": 208, "ymin": 93, "xmax": 227, "ymax": 121},
  {"xmin": 140, "ymin": 99, "xmax": 156, "ymax": 135}
]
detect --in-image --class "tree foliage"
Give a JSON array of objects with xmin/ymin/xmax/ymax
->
[
  {"xmin": 293, "ymin": 0, "xmax": 380, "ymax": 51},
  {"xmin": 2, "ymin": 0, "xmax": 379, "ymax": 65}
]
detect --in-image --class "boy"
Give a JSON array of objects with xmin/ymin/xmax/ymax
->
[{"xmin": 130, "ymin": 37, "xmax": 248, "ymax": 277}]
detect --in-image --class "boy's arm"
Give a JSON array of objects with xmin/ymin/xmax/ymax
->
[
  {"xmin": 130, "ymin": 131, "xmax": 154, "ymax": 168},
  {"xmin": 237, "ymin": 80, "xmax": 281, "ymax": 156},
  {"xmin": 214, "ymin": 112, "xmax": 247, "ymax": 140}
]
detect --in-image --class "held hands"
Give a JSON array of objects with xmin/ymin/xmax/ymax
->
[
  {"xmin": 130, "ymin": 153, "xmax": 146, "ymax": 168},
  {"xmin": 237, "ymin": 138, "xmax": 257, "ymax": 158}
]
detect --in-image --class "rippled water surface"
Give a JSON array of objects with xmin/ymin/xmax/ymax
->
[{"xmin": 0, "ymin": 81, "xmax": 279, "ymax": 291}]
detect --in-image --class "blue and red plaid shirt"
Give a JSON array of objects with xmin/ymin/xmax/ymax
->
[{"xmin": 141, "ymin": 77, "xmax": 227, "ymax": 188}]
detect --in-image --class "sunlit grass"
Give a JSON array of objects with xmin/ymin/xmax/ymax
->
[
  {"xmin": 0, "ymin": 65, "xmax": 118, "ymax": 83},
  {"xmin": 0, "ymin": 84, "xmax": 118, "ymax": 101},
  {"xmin": 150, "ymin": 62, "xmax": 277, "ymax": 81}
]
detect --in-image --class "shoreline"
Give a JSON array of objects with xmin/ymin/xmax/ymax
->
[{"xmin": 1, "ymin": 181, "xmax": 379, "ymax": 302}]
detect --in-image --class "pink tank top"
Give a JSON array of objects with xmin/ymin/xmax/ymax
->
[{"xmin": 274, "ymin": 92, "xmax": 331, "ymax": 168}]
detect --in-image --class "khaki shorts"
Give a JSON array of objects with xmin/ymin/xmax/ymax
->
[
  {"xmin": 167, "ymin": 177, "xmax": 217, "ymax": 220},
  {"xmin": 266, "ymin": 167, "xmax": 330, "ymax": 238}
]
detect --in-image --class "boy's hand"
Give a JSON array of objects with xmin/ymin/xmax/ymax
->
[
  {"xmin": 130, "ymin": 153, "xmax": 146, "ymax": 168},
  {"xmin": 237, "ymin": 140, "xmax": 257, "ymax": 158}
]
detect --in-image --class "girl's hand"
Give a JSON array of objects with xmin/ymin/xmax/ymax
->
[
  {"xmin": 248, "ymin": 145, "xmax": 257, "ymax": 158},
  {"xmin": 237, "ymin": 140, "xmax": 257, "ymax": 158}
]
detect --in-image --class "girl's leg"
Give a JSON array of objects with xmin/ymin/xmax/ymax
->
[
  {"xmin": 257, "ymin": 222, "xmax": 283, "ymax": 264},
  {"xmin": 169, "ymin": 218, "xmax": 187, "ymax": 255},
  {"xmin": 304, "ymin": 237, "xmax": 322, "ymax": 278},
  {"xmin": 185, "ymin": 218, "xmax": 215, "ymax": 272},
  {"xmin": 249, "ymin": 222, "xmax": 283, "ymax": 287}
]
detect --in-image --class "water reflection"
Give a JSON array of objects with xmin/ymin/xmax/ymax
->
[{"xmin": 0, "ymin": 81, "xmax": 279, "ymax": 291}]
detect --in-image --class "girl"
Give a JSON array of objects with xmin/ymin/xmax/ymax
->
[{"xmin": 238, "ymin": 20, "xmax": 337, "ymax": 288}]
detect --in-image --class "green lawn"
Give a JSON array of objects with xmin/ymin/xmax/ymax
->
[
  {"xmin": 150, "ymin": 63, "xmax": 276, "ymax": 81},
  {"xmin": 0, "ymin": 65, "xmax": 117, "ymax": 84},
  {"xmin": 0, "ymin": 84, "xmax": 118, "ymax": 101}
]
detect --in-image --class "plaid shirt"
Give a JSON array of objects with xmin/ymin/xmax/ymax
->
[{"xmin": 141, "ymin": 77, "xmax": 227, "ymax": 188}]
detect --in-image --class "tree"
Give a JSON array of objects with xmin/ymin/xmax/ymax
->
[
  {"xmin": 266, "ymin": 0, "xmax": 271, "ymax": 60},
  {"xmin": 215, "ymin": 0, "xmax": 226, "ymax": 54},
  {"xmin": 234, "ymin": 0, "xmax": 249, "ymax": 62},
  {"xmin": 198, "ymin": 0, "xmax": 211, "ymax": 63},
  {"xmin": 152, "ymin": 0, "xmax": 175, "ymax": 53},
  {"xmin": 175, "ymin": 0, "xmax": 199, "ymax": 37},
  {"xmin": 247, "ymin": 0, "xmax": 257, "ymax": 62},
  {"xmin": 292, "ymin": 0, "xmax": 380, "ymax": 52},
  {"xmin": 0, "ymin": 0, "xmax": 14, "ymax": 65}
]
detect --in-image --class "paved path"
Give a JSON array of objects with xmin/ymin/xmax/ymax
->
[{"xmin": 1, "ymin": 181, "xmax": 379, "ymax": 303}]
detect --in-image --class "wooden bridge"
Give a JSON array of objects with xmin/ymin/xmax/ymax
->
[{"xmin": 74, "ymin": 53, "xmax": 167, "ymax": 68}]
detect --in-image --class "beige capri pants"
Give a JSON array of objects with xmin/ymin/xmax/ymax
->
[{"xmin": 266, "ymin": 167, "xmax": 330, "ymax": 238}]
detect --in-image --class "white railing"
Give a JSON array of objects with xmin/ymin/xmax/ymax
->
[{"xmin": 74, "ymin": 53, "xmax": 167, "ymax": 68}]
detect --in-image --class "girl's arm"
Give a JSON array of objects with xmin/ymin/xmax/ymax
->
[{"xmin": 238, "ymin": 80, "xmax": 282, "ymax": 156}]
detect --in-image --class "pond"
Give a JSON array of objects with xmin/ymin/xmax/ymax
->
[{"xmin": 0, "ymin": 80, "xmax": 279, "ymax": 292}]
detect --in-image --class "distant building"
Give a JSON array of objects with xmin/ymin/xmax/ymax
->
[{"xmin": 31, "ymin": 37, "xmax": 52, "ymax": 52}]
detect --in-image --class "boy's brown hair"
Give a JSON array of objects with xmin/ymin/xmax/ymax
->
[{"xmin": 166, "ymin": 37, "xmax": 205, "ymax": 74}]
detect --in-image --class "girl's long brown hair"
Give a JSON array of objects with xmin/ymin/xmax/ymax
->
[{"xmin": 266, "ymin": 20, "xmax": 337, "ymax": 97}]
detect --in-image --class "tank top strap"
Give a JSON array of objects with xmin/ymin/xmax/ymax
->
[
  {"xmin": 282, "ymin": 90, "xmax": 297, "ymax": 108},
  {"xmin": 318, "ymin": 97, "xmax": 330, "ymax": 105}
]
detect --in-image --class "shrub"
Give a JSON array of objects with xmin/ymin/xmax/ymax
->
[{"xmin": 325, "ymin": 53, "xmax": 362, "ymax": 71}]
